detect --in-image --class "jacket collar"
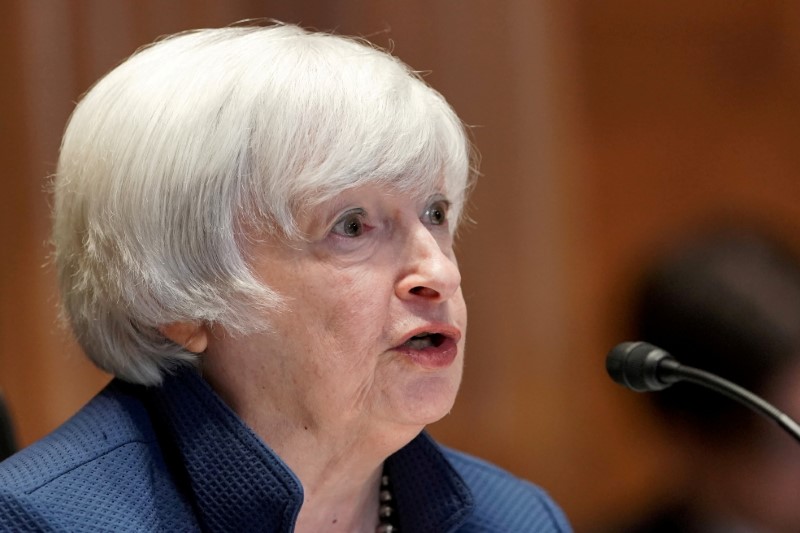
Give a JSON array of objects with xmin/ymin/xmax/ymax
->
[
  {"xmin": 387, "ymin": 432, "xmax": 474, "ymax": 532},
  {"xmin": 148, "ymin": 367, "xmax": 473, "ymax": 532}
]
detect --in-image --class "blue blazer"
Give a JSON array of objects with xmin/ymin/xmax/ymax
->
[{"xmin": 0, "ymin": 368, "xmax": 571, "ymax": 532}]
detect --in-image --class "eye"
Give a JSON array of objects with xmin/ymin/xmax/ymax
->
[
  {"xmin": 424, "ymin": 199, "xmax": 450, "ymax": 226},
  {"xmin": 330, "ymin": 209, "xmax": 367, "ymax": 237}
]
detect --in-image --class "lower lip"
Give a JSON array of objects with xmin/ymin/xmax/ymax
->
[{"xmin": 394, "ymin": 337, "xmax": 459, "ymax": 369}]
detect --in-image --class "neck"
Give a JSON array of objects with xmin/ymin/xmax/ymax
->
[
  {"xmin": 293, "ymin": 462, "xmax": 383, "ymax": 533},
  {"xmin": 259, "ymin": 421, "xmax": 396, "ymax": 532}
]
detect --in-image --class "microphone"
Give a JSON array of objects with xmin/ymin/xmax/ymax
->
[{"xmin": 607, "ymin": 341, "xmax": 800, "ymax": 444}]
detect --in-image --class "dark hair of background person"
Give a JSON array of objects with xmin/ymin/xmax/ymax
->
[{"xmin": 633, "ymin": 226, "xmax": 800, "ymax": 443}]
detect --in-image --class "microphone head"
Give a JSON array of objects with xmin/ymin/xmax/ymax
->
[{"xmin": 606, "ymin": 341, "xmax": 675, "ymax": 392}]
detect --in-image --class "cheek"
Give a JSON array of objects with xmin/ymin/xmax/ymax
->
[
  {"xmin": 451, "ymin": 287, "xmax": 468, "ymax": 331},
  {"xmin": 304, "ymin": 270, "xmax": 392, "ymax": 352}
]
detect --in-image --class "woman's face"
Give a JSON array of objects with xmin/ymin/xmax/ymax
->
[{"xmin": 207, "ymin": 183, "xmax": 466, "ymax": 444}]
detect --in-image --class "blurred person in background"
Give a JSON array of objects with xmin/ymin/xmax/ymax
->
[
  {"xmin": 0, "ymin": 23, "xmax": 571, "ymax": 532},
  {"xmin": 0, "ymin": 391, "xmax": 15, "ymax": 461},
  {"xmin": 614, "ymin": 225, "xmax": 800, "ymax": 533}
]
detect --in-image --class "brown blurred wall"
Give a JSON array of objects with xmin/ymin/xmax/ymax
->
[{"xmin": 3, "ymin": 1, "xmax": 800, "ymax": 531}]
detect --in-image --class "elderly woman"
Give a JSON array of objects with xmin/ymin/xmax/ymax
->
[{"xmin": 0, "ymin": 24, "xmax": 570, "ymax": 532}]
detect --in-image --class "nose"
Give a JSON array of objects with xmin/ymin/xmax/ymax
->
[{"xmin": 395, "ymin": 223, "xmax": 461, "ymax": 303}]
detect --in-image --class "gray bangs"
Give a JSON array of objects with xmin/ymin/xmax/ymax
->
[
  {"xmin": 299, "ymin": 105, "xmax": 471, "ymax": 222},
  {"xmin": 242, "ymin": 38, "xmax": 473, "ymax": 239}
]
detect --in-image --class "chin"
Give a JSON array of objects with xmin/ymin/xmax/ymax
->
[{"xmin": 393, "ymin": 372, "xmax": 461, "ymax": 426}]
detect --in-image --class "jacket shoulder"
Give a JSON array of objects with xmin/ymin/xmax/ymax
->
[
  {"xmin": 443, "ymin": 447, "xmax": 572, "ymax": 532},
  {"xmin": 0, "ymin": 381, "xmax": 193, "ymax": 531}
]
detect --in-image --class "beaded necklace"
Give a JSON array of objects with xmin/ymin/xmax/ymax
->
[{"xmin": 375, "ymin": 472, "xmax": 398, "ymax": 532}]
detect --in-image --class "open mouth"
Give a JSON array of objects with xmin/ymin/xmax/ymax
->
[
  {"xmin": 395, "ymin": 327, "xmax": 459, "ymax": 368},
  {"xmin": 402, "ymin": 332, "xmax": 447, "ymax": 350}
]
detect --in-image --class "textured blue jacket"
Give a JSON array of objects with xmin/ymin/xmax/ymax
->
[{"xmin": 0, "ymin": 368, "xmax": 571, "ymax": 532}]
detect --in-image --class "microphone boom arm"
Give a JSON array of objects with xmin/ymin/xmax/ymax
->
[{"xmin": 660, "ymin": 358, "xmax": 800, "ymax": 444}]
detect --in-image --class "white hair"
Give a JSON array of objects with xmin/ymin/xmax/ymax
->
[{"xmin": 53, "ymin": 23, "xmax": 475, "ymax": 385}]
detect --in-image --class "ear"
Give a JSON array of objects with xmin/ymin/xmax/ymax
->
[{"xmin": 158, "ymin": 322, "xmax": 209, "ymax": 354}]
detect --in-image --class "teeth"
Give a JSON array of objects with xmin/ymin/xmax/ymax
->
[{"xmin": 406, "ymin": 336, "xmax": 434, "ymax": 349}]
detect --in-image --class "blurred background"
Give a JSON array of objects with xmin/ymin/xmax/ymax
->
[{"xmin": 3, "ymin": 1, "xmax": 800, "ymax": 531}]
